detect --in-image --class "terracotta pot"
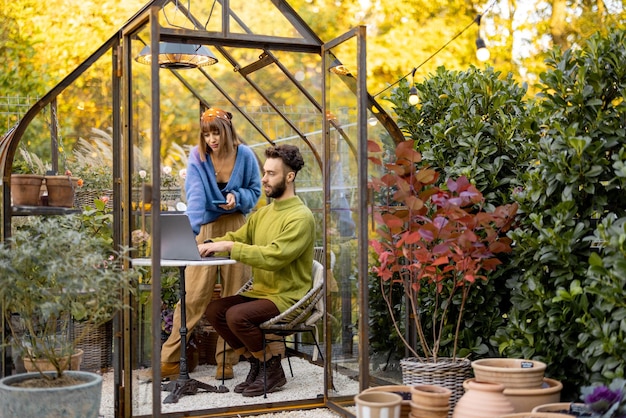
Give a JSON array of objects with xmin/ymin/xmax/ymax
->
[
  {"xmin": 531, "ymin": 403, "xmax": 590, "ymax": 416},
  {"xmin": 452, "ymin": 380, "xmax": 515, "ymax": 418},
  {"xmin": 45, "ymin": 175, "xmax": 80, "ymax": 207},
  {"xmin": 462, "ymin": 377, "xmax": 563, "ymax": 413},
  {"xmin": 502, "ymin": 378, "xmax": 563, "ymax": 413},
  {"xmin": 410, "ymin": 400, "xmax": 450, "ymax": 418},
  {"xmin": 22, "ymin": 349, "xmax": 84, "ymax": 373},
  {"xmin": 411, "ymin": 384, "xmax": 452, "ymax": 409},
  {"xmin": 362, "ymin": 385, "xmax": 412, "ymax": 418},
  {"xmin": 355, "ymin": 391, "xmax": 403, "ymax": 418},
  {"xmin": 411, "ymin": 385, "xmax": 452, "ymax": 418},
  {"xmin": 11, "ymin": 174, "xmax": 44, "ymax": 206},
  {"xmin": 471, "ymin": 358, "xmax": 547, "ymax": 389}
]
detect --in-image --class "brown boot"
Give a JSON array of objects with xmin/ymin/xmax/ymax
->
[
  {"xmin": 242, "ymin": 355, "xmax": 286, "ymax": 397},
  {"xmin": 234, "ymin": 357, "xmax": 260, "ymax": 393},
  {"xmin": 137, "ymin": 361, "xmax": 181, "ymax": 382},
  {"xmin": 137, "ymin": 352, "xmax": 198, "ymax": 382},
  {"xmin": 215, "ymin": 361, "xmax": 234, "ymax": 380}
]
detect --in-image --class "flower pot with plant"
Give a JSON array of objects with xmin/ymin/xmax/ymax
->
[
  {"xmin": 0, "ymin": 212, "xmax": 138, "ymax": 417},
  {"xmin": 44, "ymin": 171, "xmax": 82, "ymax": 207},
  {"xmin": 369, "ymin": 140, "xmax": 518, "ymax": 408},
  {"xmin": 10, "ymin": 147, "xmax": 47, "ymax": 206}
]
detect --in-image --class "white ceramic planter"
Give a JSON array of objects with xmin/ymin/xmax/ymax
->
[
  {"xmin": 362, "ymin": 385, "xmax": 412, "ymax": 418},
  {"xmin": 355, "ymin": 391, "xmax": 403, "ymax": 418}
]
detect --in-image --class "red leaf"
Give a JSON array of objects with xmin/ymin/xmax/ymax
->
[
  {"xmin": 415, "ymin": 168, "xmax": 438, "ymax": 184},
  {"xmin": 405, "ymin": 195, "xmax": 425, "ymax": 211},
  {"xmin": 368, "ymin": 140, "xmax": 382, "ymax": 152},
  {"xmin": 432, "ymin": 256, "xmax": 449, "ymax": 266},
  {"xmin": 395, "ymin": 140, "xmax": 421, "ymax": 164}
]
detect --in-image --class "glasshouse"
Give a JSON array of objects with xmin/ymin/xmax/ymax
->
[{"xmin": 2, "ymin": 0, "xmax": 626, "ymax": 418}]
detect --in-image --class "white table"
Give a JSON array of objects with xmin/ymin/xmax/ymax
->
[{"xmin": 132, "ymin": 257, "xmax": 236, "ymax": 403}]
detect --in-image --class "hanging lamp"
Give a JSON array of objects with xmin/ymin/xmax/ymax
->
[{"xmin": 135, "ymin": 42, "xmax": 218, "ymax": 69}]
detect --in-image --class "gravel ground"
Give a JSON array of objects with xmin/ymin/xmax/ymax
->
[
  {"xmin": 99, "ymin": 357, "xmax": 358, "ymax": 417},
  {"xmin": 250, "ymin": 409, "xmax": 346, "ymax": 417}
]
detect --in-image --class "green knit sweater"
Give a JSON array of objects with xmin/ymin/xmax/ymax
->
[{"xmin": 216, "ymin": 196, "xmax": 315, "ymax": 313}]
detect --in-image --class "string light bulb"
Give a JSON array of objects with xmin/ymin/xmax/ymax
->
[
  {"xmin": 408, "ymin": 86, "xmax": 420, "ymax": 105},
  {"xmin": 476, "ymin": 38, "xmax": 490, "ymax": 61},
  {"xmin": 475, "ymin": 14, "xmax": 490, "ymax": 62}
]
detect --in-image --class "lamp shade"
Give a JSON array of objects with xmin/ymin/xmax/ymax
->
[{"xmin": 135, "ymin": 42, "xmax": 218, "ymax": 69}]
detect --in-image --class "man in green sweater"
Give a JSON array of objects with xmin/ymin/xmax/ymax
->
[{"xmin": 199, "ymin": 144, "xmax": 315, "ymax": 397}]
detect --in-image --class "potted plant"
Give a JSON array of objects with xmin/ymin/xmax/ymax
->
[
  {"xmin": 44, "ymin": 170, "xmax": 82, "ymax": 208},
  {"xmin": 0, "ymin": 210, "xmax": 138, "ymax": 417},
  {"xmin": 368, "ymin": 139, "xmax": 518, "ymax": 405},
  {"xmin": 10, "ymin": 147, "xmax": 47, "ymax": 206}
]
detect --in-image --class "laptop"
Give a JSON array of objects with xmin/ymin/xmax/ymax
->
[{"xmin": 160, "ymin": 213, "xmax": 229, "ymax": 261}]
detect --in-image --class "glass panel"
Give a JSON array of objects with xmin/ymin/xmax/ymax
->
[
  {"xmin": 10, "ymin": 52, "xmax": 115, "ymax": 185},
  {"xmin": 325, "ymin": 35, "xmax": 362, "ymax": 412},
  {"xmin": 155, "ymin": 0, "xmax": 309, "ymax": 40},
  {"xmin": 159, "ymin": 0, "xmax": 224, "ymax": 32},
  {"xmin": 365, "ymin": 109, "xmax": 401, "ymax": 386},
  {"xmin": 129, "ymin": 24, "xmax": 157, "ymax": 418},
  {"xmin": 229, "ymin": 0, "xmax": 305, "ymax": 38}
]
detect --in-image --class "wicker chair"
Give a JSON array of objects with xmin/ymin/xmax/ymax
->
[
  {"xmin": 257, "ymin": 259, "xmax": 324, "ymax": 396},
  {"xmin": 219, "ymin": 260, "xmax": 325, "ymax": 396}
]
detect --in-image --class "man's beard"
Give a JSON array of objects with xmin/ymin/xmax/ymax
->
[{"xmin": 265, "ymin": 176, "xmax": 287, "ymax": 199}]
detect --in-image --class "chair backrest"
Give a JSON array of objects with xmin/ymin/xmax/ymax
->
[
  {"xmin": 260, "ymin": 260, "xmax": 325, "ymax": 331},
  {"xmin": 305, "ymin": 260, "xmax": 324, "ymax": 326}
]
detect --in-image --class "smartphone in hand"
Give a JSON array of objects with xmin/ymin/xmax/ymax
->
[{"xmin": 212, "ymin": 199, "xmax": 227, "ymax": 205}]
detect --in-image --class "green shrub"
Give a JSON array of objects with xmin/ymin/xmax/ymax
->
[{"xmin": 495, "ymin": 28, "xmax": 626, "ymax": 398}]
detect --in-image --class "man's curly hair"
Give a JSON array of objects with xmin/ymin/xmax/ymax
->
[{"xmin": 265, "ymin": 145, "xmax": 305, "ymax": 174}]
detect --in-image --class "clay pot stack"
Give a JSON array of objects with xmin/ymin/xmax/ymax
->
[
  {"xmin": 468, "ymin": 358, "xmax": 562, "ymax": 413},
  {"xmin": 410, "ymin": 384, "xmax": 452, "ymax": 418}
]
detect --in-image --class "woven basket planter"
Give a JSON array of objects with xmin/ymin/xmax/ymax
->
[
  {"xmin": 75, "ymin": 189, "xmax": 114, "ymax": 209},
  {"xmin": 401, "ymin": 357, "xmax": 472, "ymax": 416},
  {"xmin": 70, "ymin": 321, "xmax": 113, "ymax": 372},
  {"xmin": 132, "ymin": 187, "xmax": 181, "ymax": 204}
]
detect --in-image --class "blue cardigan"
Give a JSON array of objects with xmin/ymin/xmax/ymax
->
[{"xmin": 185, "ymin": 144, "xmax": 261, "ymax": 235}]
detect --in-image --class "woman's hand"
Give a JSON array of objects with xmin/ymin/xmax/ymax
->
[{"xmin": 218, "ymin": 193, "xmax": 236, "ymax": 210}]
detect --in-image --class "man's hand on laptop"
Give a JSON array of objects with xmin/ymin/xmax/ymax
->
[{"xmin": 198, "ymin": 241, "xmax": 234, "ymax": 257}]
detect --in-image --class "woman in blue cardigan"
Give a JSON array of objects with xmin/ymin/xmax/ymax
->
[{"xmin": 160, "ymin": 108, "xmax": 261, "ymax": 381}]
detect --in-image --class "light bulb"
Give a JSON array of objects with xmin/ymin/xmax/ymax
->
[
  {"xmin": 368, "ymin": 117, "xmax": 378, "ymax": 126},
  {"xmin": 408, "ymin": 86, "xmax": 419, "ymax": 105},
  {"xmin": 475, "ymin": 38, "xmax": 490, "ymax": 62}
]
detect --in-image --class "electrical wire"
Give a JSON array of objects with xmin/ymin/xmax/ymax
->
[{"xmin": 373, "ymin": 0, "xmax": 498, "ymax": 98}]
